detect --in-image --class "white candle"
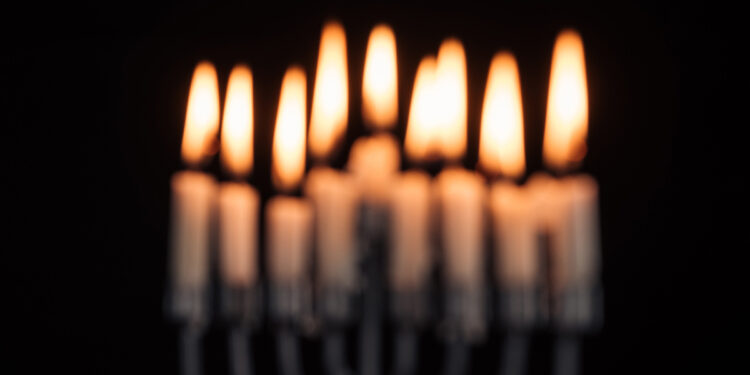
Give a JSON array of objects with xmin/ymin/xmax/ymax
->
[
  {"xmin": 434, "ymin": 167, "xmax": 487, "ymax": 290},
  {"xmin": 388, "ymin": 170, "xmax": 432, "ymax": 291},
  {"xmin": 218, "ymin": 182, "xmax": 259, "ymax": 287},
  {"xmin": 347, "ymin": 133, "xmax": 401, "ymax": 204},
  {"xmin": 171, "ymin": 171, "xmax": 217, "ymax": 289},
  {"xmin": 170, "ymin": 62, "xmax": 220, "ymax": 293},
  {"xmin": 563, "ymin": 175, "xmax": 600, "ymax": 290},
  {"xmin": 266, "ymin": 196, "xmax": 313, "ymax": 284},
  {"xmin": 489, "ymin": 181, "xmax": 537, "ymax": 289},
  {"xmin": 305, "ymin": 167, "xmax": 358, "ymax": 289},
  {"xmin": 528, "ymin": 173, "xmax": 600, "ymax": 323}
]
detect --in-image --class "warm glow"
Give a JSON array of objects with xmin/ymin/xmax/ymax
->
[
  {"xmin": 181, "ymin": 61, "xmax": 220, "ymax": 167},
  {"xmin": 405, "ymin": 56, "xmax": 440, "ymax": 162},
  {"xmin": 220, "ymin": 65, "xmax": 254, "ymax": 179},
  {"xmin": 362, "ymin": 24, "xmax": 398, "ymax": 130},
  {"xmin": 272, "ymin": 66, "xmax": 307, "ymax": 192},
  {"xmin": 435, "ymin": 38, "xmax": 468, "ymax": 161},
  {"xmin": 543, "ymin": 29, "xmax": 589, "ymax": 172},
  {"xmin": 309, "ymin": 21, "xmax": 349, "ymax": 161},
  {"xmin": 478, "ymin": 52, "xmax": 526, "ymax": 179}
]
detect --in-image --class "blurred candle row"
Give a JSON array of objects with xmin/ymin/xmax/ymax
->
[{"xmin": 167, "ymin": 22, "xmax": 600, "ymax": 332}]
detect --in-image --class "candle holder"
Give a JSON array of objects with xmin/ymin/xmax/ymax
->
[
  {"xmin": 221, "ymin": 284, "xmax": 263, "ymax": 375},
  {"xmin": 356, "ymin": 201, "xmax": 389, "ymax": 375},
  {"xmin": 319, "ymin": 285, "xmax": 355, "ymax": 375},
  {"xmin": 389, "ymin": 287, "xmax": 431, "ymax": 375},
  {"xmin": 165, "ymin": 286, "xmax": 210, "ymax": 375},
  {"xmin": 270, "ymin": 281, "xmax": 314, "ymax": 375}
]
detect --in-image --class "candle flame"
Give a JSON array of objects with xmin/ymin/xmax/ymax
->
[
  {"xmin": 435, "ymin": 38, "xmax": 468, "ymax": 161},
  {"xmin": 181, "ymin": 61, "xmax": 220, "ymax": 168},
  {"xmin": 362, "ymin": 24, "xmax": 398, "ymax": 130},
  {"xmin": 220, "ymin": 64, "xmax": 254, "ymax": 179},
  {"xmin": 478, "ymin": 52, "xmax": 526, "ymax": 179},
  {"xmin": 272, "ymin": 66, "xmax": 307, "ymax": 192},
  {"xmin": 309, "ymin": 21, "xmax": 349, "ymax": 161},
  {"xmin": 543, "ymin": 29, "xmax": 589, "ymax": 172},
  {"xmin": 405, "ymin": 56, "xmax": 440, "ymax": 162}
]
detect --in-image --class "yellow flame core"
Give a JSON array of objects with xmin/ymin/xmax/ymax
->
[
  {"xmin": 435, "ymin": 38, "xmax": 468, "ymax": 161},
  {"xmin": 405, "ymin": 56, "xmax": 441, "ymax": 162},
  {"xmin": 220, "ymin": 65, "xmax": 254, "ymax": 179},
  {"xmin": 362, "ymin": 24, "xmax": 398, "ymax": 130},
  {"xmin": 309, "ymin": 21, "xmax": 349, "ymax": 161},
  {"xmin": 181, "ymin": 61, "xmax": 220, "ymax": 167},
  {"xmin": 543, "ymin": 29, "xmax": 589, "ymax": 172},
  {"xmin": 479, "ymin": 52, "xmax": 526, "ymax": 179},
  {"xmin": 272, "ymin": 66, "xmax": 307, "ymax": 192}
]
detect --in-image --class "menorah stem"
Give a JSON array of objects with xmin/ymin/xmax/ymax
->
[
  {"xmin": 277, "ymin": 328, "xmax": 303, "ymax": 375},
  {"xmin": 324, "ymin": 330, "xmax": 351, "ymax": 375},
  {"xmin": 392, "ymin": 328, "xmax": 417, "ymax": 375},
  {"xmin": 229, "ymin": 328, "xmax": 252, "ymax": 375},
  {"xmin": 499, "ymin": 333, "xmax": 529, "ymax": 375},
  {"xmin": 442, "ymin": 340, "xmax": 469, "ymax": 375},
  {"xmin": 179, "ymin": 327, "xmax": 203, "ymax": 375},
  {"xmin": 552, "ymin": 335, "xmax": 579, "ymax": 375}
]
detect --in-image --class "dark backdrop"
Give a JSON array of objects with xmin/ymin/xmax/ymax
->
[{"xmin": 4, "ymin": 2, "xmax": 738, "ymax": 374}]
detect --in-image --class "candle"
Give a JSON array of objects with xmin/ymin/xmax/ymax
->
[
  {"xmin": 267, "ymin": 66, "xmax": 312, "ymax": 287},
  {"xmin": 347, "ymin": 133, "xmax": 401, "ymax": 204},
  {"xmin": 362, "ymin": 24, "xmax": 398, "ymax": 131},
  {"xmin": 489, "ymin": 182, "xmax": 536, "ymax": 289},
  {"xmin": 169, "ymin": 61, "xmax": 220, "ymax": 296},
  {"xmin": 541, "ymin": 30, "xmax": 601, "ymax": 348},
  {"xmin": 304, "ymin": 21, "xmax": 359, "ymax": 292},
  {"xmin": 388, "ymin": 56, "xmax": 440, "ymax": 292},
  {"xmin": 388, "ymin": 171, "xmax": 431, "ymax": 291},
  {"xmin": 478, "ymin": 52, "xmax": 537, "ymax": 290},
  {"xmin": 218, "ymin": 64, "xmax": 259, "ymax": 288},
  {"xmin": 434, "ymin": 167, "xmax": 487, "ymax": 290}
]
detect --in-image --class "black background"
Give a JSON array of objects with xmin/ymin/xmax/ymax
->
[{"xmin": 4, "ymin": 2, "xmax": 740, "ymax": 374}]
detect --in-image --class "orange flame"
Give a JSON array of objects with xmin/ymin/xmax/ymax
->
[
  {"xmin": 309, "ymin": 21, "xmax": 349, "ymax": 161},
  {"xmin": 272, "ymin": 66, "xmax": 307, "ymax": 192},
  {"xmin": 478, "ymin": 52, "xmax": 526, "ymax": 179},
  {"xmin": 220, "ymin": 65, "xmax": 254, "ymax": 179},
  {"xmin": 543, "ymin": 29, "xmax": 589, "ymax": 172},
  {"xmin": 362, "ymin": 24, "xmax": 398, "ymax": 130},
  {"xmin": 181, "ymin": 61, "xmax": 220, "ymax": 168},
  {"xmin": 435, "ymin": 38, "xmax": 468, "ymax": 161},
  {"xmin": 405, "ymin": 56, "xmax": 439, "ymax": 162}
]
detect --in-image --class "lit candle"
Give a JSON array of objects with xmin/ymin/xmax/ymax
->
[
  {"xmin": 390, "ymin": 55, "xmax": 438, "ymax": 292},
  {"xmin": 169, "ymin": 61, "xmax": 220, "ymax": 306},
  {"xmin": 305, "ymin": 20, "xmax": 358, "ymax": 292},
  {"xmin": 218, "ymin": 64, "xmax": 259, "ymax": 288},
  {"xmin": 542, "ymin": 29, "xmax": 601, "ymax": 316},
  {"xmin": 348, "ymin": 24, "xmax": 400, "ymax": 203},
  {"xmin": 479, "ymin": 52, "xmax": 537, "ymax": 291},
  {"xmin": 353, "ymin": 23, "xmax": 401, "ymax": 375},
  {"xmin": 267, "ymin": 66, "xmax": 313, "ymax": 288},
  {"xmin": 430, "ymin": 38, "xmax": 485, "ymax": 291}
]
